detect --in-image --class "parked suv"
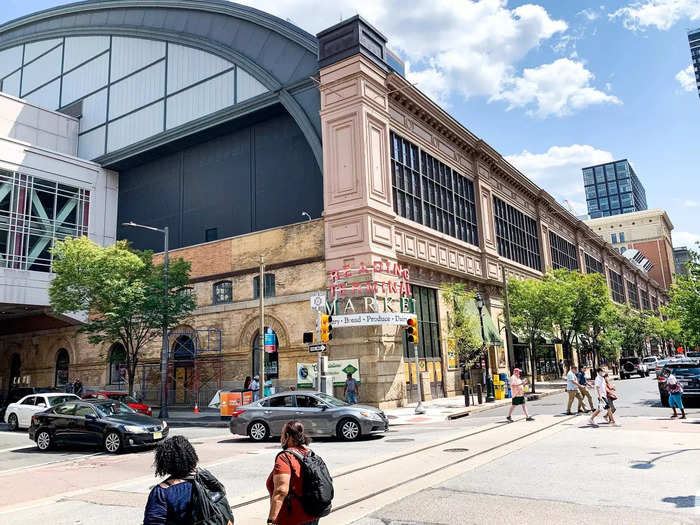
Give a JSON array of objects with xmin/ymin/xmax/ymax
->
[
  {"xmin": 657, "ymin": 360, "xmax": 700, "ymax": 406},
  {"xmin": 619, "ymin": 357, "xmax": 648, "ymax": 379},
  {"xmin": 642, "ymin": 356, "xmax": 661, "ymax": 374}
]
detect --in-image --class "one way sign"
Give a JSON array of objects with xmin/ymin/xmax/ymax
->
[{"xmin": 309, "ymin": 344, "xmax": 327, "ymax": 353}]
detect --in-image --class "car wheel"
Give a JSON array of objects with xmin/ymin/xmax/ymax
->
[
  {"xmin": 247, "ymin": 421, "xmax": 269, "ymax": 442},
  {"xmin": 104, "ymin": 431, "xmax": 122, "ymax": 454},
  {"xmin": 7, "ymin": 413, "xmax": 18, "ymax": 431},
  {"xmin": 337, "ymin": 418, "xmax": 361, "ymax": 441},
  {"xmin": 36, "ymin": 430, "xmax": 52, "ymax": 451}
]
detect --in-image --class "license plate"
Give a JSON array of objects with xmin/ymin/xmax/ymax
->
[{"xmin": 153, "ymin": 432, "xmax": 162, "ymax": 439}]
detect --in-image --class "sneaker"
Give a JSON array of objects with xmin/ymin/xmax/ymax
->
[
  {"xmin": 526, "ymin": 417, "xmax": 535, "ymax": 421},
  {"xmin": 670, "ymin": 414, "xmax": 678, "ymax": 418},
  {"xmin": 680, "ymin": 415, "xmax": 687, "ymax": 419},
  {"xmin": 506, "ymin": 416, "xmax": 513, "ymax": 422},
  {"xmin": 565, "ymin": 412, "xmax": 573, "ymax": 415}
]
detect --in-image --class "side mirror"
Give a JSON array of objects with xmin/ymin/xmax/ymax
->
[
  {"xmin": 36, "ymin": 403, "xmax": 46, "ymax": 408},
  {"xmin": 85, "ymin": 413, "xmax": 97, "ymax": 421}
]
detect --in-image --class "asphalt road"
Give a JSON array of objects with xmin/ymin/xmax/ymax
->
[{"xmin": 0, "ymin": 374, "xmax": 696, "ymax": 524}]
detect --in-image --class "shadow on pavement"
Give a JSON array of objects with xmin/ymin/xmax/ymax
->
[
  {"xmin": 661, "ymin": 495, "xmax": 696, "ymax": 508},
  {"xmin": 630, "ymin": 448, "xmax": 700, "ymax": 469}
]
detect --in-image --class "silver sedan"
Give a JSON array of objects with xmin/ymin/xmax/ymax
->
[{"xmin": 229, "ymin": 391, "xmax": 389, "ymax": 442}]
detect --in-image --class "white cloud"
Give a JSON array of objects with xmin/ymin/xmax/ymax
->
[
  {"xmin": 611, "ymin": 0, "xmax": 700, "ymax": 31},
  {"xmin": 673, "ymin": 231, "xmax": 700, "ymax": 248},
  {"xmin": 494, "ymin": 59, "xmax": 622, "ymax": 117},
  {"xmin": 676, "ymin": 64, "xmax": 697, "ymax": 91},
  {"xmin": 505, "ymin": 144, "xmax": 614, "ymax": 214},
  {"xmin": 578, "ymin": 8, "xmax": 600, "ymax": 21},
  {"xmin": 684, "ymin": 199, "xmax": 699, "ymax": 207},
  {"xmin": 235, "ymin": 1, "xmax": 615, "ymax": 117}
]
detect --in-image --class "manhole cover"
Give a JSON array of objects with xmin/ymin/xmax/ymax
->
[
  {"xmin": 443, "ymin": 448, "xmax": 470, "ymax": 453},
  {"xmin": 385, "ymin": 438, "xmax": 414, "ymax": 443}
]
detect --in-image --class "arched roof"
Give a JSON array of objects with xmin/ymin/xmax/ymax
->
[{"xmin": 0, "ymin": 0, "xmax": 321, "ymax": 168}]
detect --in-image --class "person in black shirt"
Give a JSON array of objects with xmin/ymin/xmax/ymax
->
[{"xmin": 576, "ymin": 367, "xmax": 594, "ymax": 413}]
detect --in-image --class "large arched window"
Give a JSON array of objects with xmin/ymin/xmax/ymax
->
[
  {"xmin": 213, "ymin": 281, "xmax": 233, "ymax": 304},
  {"xmin": 252, "ymin": 327, "xmax": 278, "ymax": 379},
  {"xmin": 109, "ymin": 343, "xmax": 127, "ymax": 385},
  {"xmin": 172, "ymin": 335, "xmax": 195, "ymax": 361},
  {"xmin": 55, "ymin": 349, "xmax": 70, "ymax": 387}
]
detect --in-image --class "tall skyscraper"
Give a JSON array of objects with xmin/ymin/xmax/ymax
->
[
  {"xmin": 582, "ymin": 159, "xmax": 648, "ymax": 219},
  {"xmin": 689, "ymin": 28, "xmax": 700, "ymax": 99}
]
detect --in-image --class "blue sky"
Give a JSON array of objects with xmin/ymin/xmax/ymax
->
[{"xmin": 2, "ymin": 0, "xmax": 699, "ymax": 247}]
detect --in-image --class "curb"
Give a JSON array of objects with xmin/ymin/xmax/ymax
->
[
  {"xmin": 446, "ymin": 388, "xmax": 564, "ymax": 420},
  {"xmin": 166, "ymin": 419, "xmax": 229, "ymax": 428}
]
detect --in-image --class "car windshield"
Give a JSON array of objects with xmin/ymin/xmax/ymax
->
[
  {"xmin": 48, "ymin": 396, "xmax": 78, "ymax": 406},
  {"xmin": 93, "ymin": 401, "xmax": 137, "ymax": 417},
  {"xmin": 668, "ymin": 367, "xmax": 700, "ymax": 377},
  {"xmin": 315, "ymin": 393, "xmax": 348, "ymax": 407},
  {"xmin": 642, "ymin": 358, "xmax": 656, "ymax": 363},
  {"xmin": 107, "ymin": 394, "xmax": 139, "ymax": 404}
]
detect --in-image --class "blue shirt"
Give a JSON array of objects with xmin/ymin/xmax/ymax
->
[
  {"xmin": 143, "ymin": 480, "xmax": 192, "ymax": 525},
  {"xmin": 576, "ymin": 371, "xmax": 587, "ymax": 387}
]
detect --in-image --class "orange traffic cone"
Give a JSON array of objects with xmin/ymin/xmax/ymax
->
[{"xmin": 193, "ymin": 402, "xmax": 199, "ymax": 414}]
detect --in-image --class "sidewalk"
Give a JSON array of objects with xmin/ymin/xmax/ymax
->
[
  {"xmin": 162, "ymin": 380, "xmax": 567, "ymax": 428},
  {"xmin": 385, "ymin": 380, "xmax": 567, "ymax": 425}
]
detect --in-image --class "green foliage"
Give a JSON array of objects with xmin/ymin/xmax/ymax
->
[
  {"xmin": 441, "ymin": 283, "xmax": 482, "ymax": 368},
  {"xmin": 49, "ymin": 237, "xmax": 196, "ymax": 394},
  {"xmin": 667, "ymin": 248, "xmax": 700, "ymax": 347}
]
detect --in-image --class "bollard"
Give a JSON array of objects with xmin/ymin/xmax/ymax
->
[
  {"xmin": 463, "ymin": 384, "xmax": 470, "ymax": 407},
  {"xmin": 476, "ymin": 383, "xmax": 483, "ymax": 405}
]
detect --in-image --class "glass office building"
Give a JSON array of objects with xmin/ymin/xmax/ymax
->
[
  {"xmin": 582, "ymin": 159, "xmax": 647, "ymax": 219},
  {"xmin": 689, "ymin": 28, "xmax": 700, "ymax": 99}
]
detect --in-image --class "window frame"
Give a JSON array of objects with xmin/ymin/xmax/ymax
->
[
  {"xmin": 584, "ymin": 253, "xmax": 603, "ymax": 274},
  {"xmin": 549, "ymin": 231, "xmax": 579, "ymax": 271},
  {"xmin": 608, "ymin": 269, "xmax": 626, "ymax": 304},
  {"xmin": 493, "ymin": 196, "xmax": 542, "ymax": 271},
  {"xmin": 253, "ymin": 273, "xmax": 275, "ymax": 299},
  {"xmin": 212, "ymin": 280, "xmax": 233, "ymax": 304}
]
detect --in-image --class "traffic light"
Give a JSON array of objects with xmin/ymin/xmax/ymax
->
[
  {"xmin": 320, "ymin": 314, "xmax": 333, "ymax": 342},
  {"xmin": 406, "ymin": 317, "xmax": 419, "ymax": 344}
]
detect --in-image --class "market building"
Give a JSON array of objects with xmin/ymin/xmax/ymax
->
[{"xmin": 0, "ymin": 1, "xmax": 666, "ymax": 409}]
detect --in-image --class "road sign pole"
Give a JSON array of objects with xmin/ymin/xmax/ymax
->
[
  {"xmin": 316, "ymin": 311, "xmax": 322, "ymax": 391},
  {"xmin": 414, "ymin": 343, "xmax": 425, "ymax": 414}
]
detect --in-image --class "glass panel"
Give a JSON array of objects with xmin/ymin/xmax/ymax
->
[
  {"xmin": 110, "ymin": 37, "xmax": 165, "ymax": 82},
  {"xmin": 63, "ymin": 36, "xmax": 110, "ymax": 72},
  {"xmin": 106, "ymin": 101, "xmax": 164, "ymax": 152},
  {"xmin": 594, "ymin": 167, "xmax": 605, "ymax": 183},
  {"xmin": 166, "ymin": 71, "xmax": 234, "ymax": 129},
  {"xmin": 21, "ymin": 46, "xmax": 62, "ymax": 95},
  {"xmin": 236, "ymin": 68, "xmax": 267, "ymax": 102},
  {"xmin": 582, "ymin": 168, "xmax": 594, "ymax": 185},
  {"xmin": 61, "ymin": 53, "xmax": 109, "ymax": 106},
  {"xmin": 108, "ymin": 61, "xmax": 165, "ymax": 119},
  {"xmin": 167, "ymin": 43, "xmax": 232, "ymax": 94}
]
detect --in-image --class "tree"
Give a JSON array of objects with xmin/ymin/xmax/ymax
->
[
  {"xmin": 609, "ymin": 305, "xmax": 651, "ymax": 357},
  {"xmin": 507, "ymin": 277, "xmax": 556, "ymax": 393},
  {"xmin": 441, "ymin": 283, "xmax": 482, "ymax": 369},
  {"xmin": 584, "ymin": 298, "xmax": 618, "ymax": 370},
  {"xmin": 49, "ymin": 237, "xmax": 196, "ymax": 395},
  {"xmin": 543, "ymin": 269, "xmax": 609, "ymax": 368},
  {"xmin": 667, "ymin": 248, "xmax": 700, "ymax": 348}
]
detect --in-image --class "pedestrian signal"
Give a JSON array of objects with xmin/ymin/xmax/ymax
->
[
  {"xmin": 406, "ymin": 317, "xmax": 419, "ymax": 344},
  {"xmin": 320, "ymin": 314, "xmax": 333, "ymax": 342}
]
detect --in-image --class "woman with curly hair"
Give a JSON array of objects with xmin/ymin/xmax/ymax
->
[{"xmin": 143, "ymin": 435, "xmax": 199, "ymax": 524}]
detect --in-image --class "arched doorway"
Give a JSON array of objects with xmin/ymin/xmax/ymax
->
[
  {"xmin": 252, "ymin": 328, "xmax": 278, "ymax": 380},
  {"xmin": 171, "ymin": 335, "xmax": 194, "ymax": 404},
  {"xmin": 109, "ymin": 343, "xmax": 127, "ymax": 386},
  {"xmin": 55, "ymin": 349, "xmax": 69, "ymax": 388}
]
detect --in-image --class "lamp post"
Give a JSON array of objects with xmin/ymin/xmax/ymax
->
[
  {"xmin": 122, "ymin": 221, "xmax": 169, "ymax": 419},
  {"xmin": 475, "ymin": 292, "xmax": 495, "ymax": 403}
]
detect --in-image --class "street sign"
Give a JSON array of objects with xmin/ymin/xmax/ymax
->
[
  {"xmin": 332, "ymin": 312, "xmax": 414, "ymax": 327},
  {"xmin": 310, "ymin": 292, "xmax": 326, "ymax": 311},
  {"xmin": 309, "ymin": 343, "xmax": 327, "ymax": 353}
]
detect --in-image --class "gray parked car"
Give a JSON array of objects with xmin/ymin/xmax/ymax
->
[{"xmin": 229, "ymin": 391, "xmax": 389, "ymax": 442}]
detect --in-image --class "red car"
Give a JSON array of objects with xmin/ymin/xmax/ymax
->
[{"xmin": 82, "ymin": 391, "xmax": 152, "ymax": 416}]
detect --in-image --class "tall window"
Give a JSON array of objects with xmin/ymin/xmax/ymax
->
[
  {"xmin": 584, "ymin": 253, "xmax": 603, "ymax": 274},
  {"xmin": 109, "ymin": 343, "xmax": 127, "ymax": 385},
  {"xmin": 619, "ymin": 232, "xmax": 625, "ymax": 242},
  {"xmin": 608, "ymin": 269, "xmax": 625, "ymax": 303},
  {"xmin": 549, "ymin": 231, "xmax": 579, "ymax": 271},
  {"xmin": 0, "ymin": 170, "xmax": 90, "ymax": 272},
  {"xmin": 213, "ymin": 281, "xmax": 233, "ymax": 304},
  {"xmin": 650, "ymin": 295, "xmax": 658, "ymax": 311},
  {"xmin": 493, "ymin": 197, "xmax": 541, "ymax": 271},
  {"xmin": 253, "ymin": 273, "xmax": 275, "ymax": 299},
  {"xmin": 640, "ymin": 289, "xmax": 650, "ymax": 310},
  {"xmin": 611, "ymin": 233, "xmax": 617, "ymax": 243},
  {"xmin": 627, "ymin": 280, "xmax": 640, "ymax": 309},
  {"xmin": 390, "ymin": 133, "xmax": 478, "ymax": 246},
  {"xmin": 55, "ymin": 349, "xmax": 70, "ymax": 387},
  {"xmin": 404, "ymin": 285, "xmax": 441, "ymax": 360}
]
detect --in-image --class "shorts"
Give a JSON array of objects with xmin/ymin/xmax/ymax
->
[
  {"xmin": 511, "ymin": 396, "xmax": 525, "ymax": 406},
  {"xmin": 669, "ymin": 393, "xmax": 684, "ymax": 409},
  {"xmin": 606, "ymin": 397, "xmax": 616, "ymax": 413}
]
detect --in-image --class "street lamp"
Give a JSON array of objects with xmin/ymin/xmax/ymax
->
[
  {"xmin": 122, "ymin": 221, "xmax": 170, "ymax": 419},
  {"xmin": 475, "ymin": 292, "xmax": 495, "ymax": 403}
]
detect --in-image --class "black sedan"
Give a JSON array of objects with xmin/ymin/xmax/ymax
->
[{"xmin": 29, "ymin": 399, "xmax": 168, "ymax": 453}]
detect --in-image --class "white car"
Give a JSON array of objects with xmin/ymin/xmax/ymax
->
[
  {"xmin": 642, "ymin": 356, "xmax": 660, "ymax": 374},
  {"xmin": 4, "ymin": 393, "xmax": 80, "ymax": 430}
]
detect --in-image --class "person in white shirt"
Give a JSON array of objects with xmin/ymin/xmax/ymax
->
[
  {"xmin": 251, "ymin": 375, "xmax": 261, "ymax": 401},
  {"xmin": 589, "ymin": 368, "xmax": 616, "ymax": 426}
]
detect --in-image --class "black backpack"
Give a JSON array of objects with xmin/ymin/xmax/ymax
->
[
  {"xmin": 278, "ymin": 448, "xmax": 334, "ymax": 517},
  {"xmin": 186, "ymin": 468, "xmax": 234, "ymax": 525}
]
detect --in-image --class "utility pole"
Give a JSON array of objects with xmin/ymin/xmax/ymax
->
[
  {"xmin": 502, "ymin": 267, "xmax": 515, "ymax": 373},
  {"xmin": 259, "ymin": 255, "xmax": 265, "ymax": 392},
  {"xmin": 413, "ymin": 342, "xmax": 425, "ymax": 414},
  {"xmin": 161, "ymin": 226, "xmax": 169, "ymax": 418}
]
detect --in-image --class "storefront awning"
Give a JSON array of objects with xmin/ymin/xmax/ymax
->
[{"xmin": 467, "ymin": 299, "xmax": 503, "ymax": 346}]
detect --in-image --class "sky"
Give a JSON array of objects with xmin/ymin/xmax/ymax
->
[{"xmin": 2, "ymin": 0, "xmax": 699, "ymax": 247}]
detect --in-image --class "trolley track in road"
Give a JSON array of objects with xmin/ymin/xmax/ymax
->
[{"xmin": 230, "ymin": 414, "xmax": 577, "ymax": 514}]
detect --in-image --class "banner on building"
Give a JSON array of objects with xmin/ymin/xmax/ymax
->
[
  {"xmin": 332, "ymin": 312, "xmax": 414, "ymax": 327},
  {"xmin": 297, "ymin": 358, "xmax": 361, "ymax": 387},
  {"xmin": 447, "ymin": 338, "xmax": 458, "ymax": 370}
]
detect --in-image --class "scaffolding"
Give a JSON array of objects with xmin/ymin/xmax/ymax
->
[{"xmin": 139, "ymin": 329, "xmax": 223, "ymax": 409}]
